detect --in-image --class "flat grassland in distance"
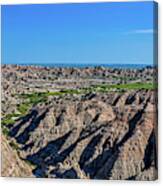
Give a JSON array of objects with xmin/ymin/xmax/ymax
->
[{"xmin": 1, "ymin": 65, "xmax": 158, "ymax": 180}]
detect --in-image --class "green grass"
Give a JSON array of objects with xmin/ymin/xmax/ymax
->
[
  {"xmin": 1, "ymin": 102, "xmax": 32, "ymax": 136},
  {"xmin": 2, "ymin": 118, "xmax": 15, "ymax": 125},
  {"xmin": 111, "ymin": 82, "xmax": 154, "ymax": 90},
  {"xmin": 19, "ymin": 89, "xmax": 83, "ymax": 103},
  {"xmin": 2, "ymin": 102, "xmax": 32, "ymax": 127},
  {"xmin": 92, "ymin": 82, "xmax": 156, "ymax": 92},
  {"xmin": 1, "ymin": 113, "xmax": 20, "ymax": 136},
  {"xmin": 59, "ymin": 89, "xmax": 82, "ymax": 94},
  {"xmin": 2, "ymin": 126, "xmax": 10, "ymax": 136},
  {"xmin": 20, "ymin": 92, "xmax": 48, "ymax": 105},
  {"xmin": 44, "ymin": 92, "xmax": 63, "ymax": 96},
  {"xmin": 17, "ymin": 102, "xmax": 31, "ymax": 115},
  {"xmin": 1, "ymin": 113, "xmax": 20, "ymax": 126},
  {"xmin": 2, "ymin": 82, "xmax": 155, "ymax": 136},
  {"xmin": 19, "ymin": 82, "xmax": 156, "ymax": 103}
]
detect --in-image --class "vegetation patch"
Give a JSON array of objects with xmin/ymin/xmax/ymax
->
[
  {"xmin": 2, "ymin": 103, "xmax": 32, "ymax": 136},
  {"xmin": 2, "ymin": 126, "xmax": 10, "ymax": 136},
  {"xmin": 19, "ymin": 82, "xmax": 156, "ymax": 104},
  {"xmin": 2, "ymin": 82, "xmax": 155, "ymax": 136},
  {"xmin": 92, "ymin": 82, "xmax": 156, "ymax": 92},
  {"xmin": 17, "ymin": 102, "xmax": 31, "ymax": 115},
  {"xmin": 111, "ymin": 82, "xmax": 155, "ymax": 90},
  {"xmin": 20, "ymin": 93, "xmax": 48, "ymax": 105},
  {"xmin": 1, "ymin": 113, "xmax": 20, "ymax": 126}
]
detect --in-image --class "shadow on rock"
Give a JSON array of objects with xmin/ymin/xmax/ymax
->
[
  {"xmin": 9, "ymin": 110, "xmax": 38, "ymax": 137},
  {"xmin": 15, "ymin": 108, "xmax": 49, "ymax": 144}
]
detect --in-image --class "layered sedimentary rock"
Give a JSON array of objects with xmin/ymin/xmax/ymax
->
[{"xmin": 1, "ymin": 65, "xmax": 157, "ymax": 180}]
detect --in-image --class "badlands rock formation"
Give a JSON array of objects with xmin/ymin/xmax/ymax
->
[{"xmin": 1, "ymin": 65, "xmax": 157, "ymax": 180}]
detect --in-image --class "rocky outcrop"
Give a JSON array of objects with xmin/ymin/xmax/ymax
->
[
  {"xmin": 2, "ymin": 90, "xmax": 157, "ymax": 180},
  {"xmin": 1, "ymin": 135, "xmax": 33, "ymax": 177},
  {"xmin": 1, "ymin": 65, "xmax": 157, "ymax": 180}
]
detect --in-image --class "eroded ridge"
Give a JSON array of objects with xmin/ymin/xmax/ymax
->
[{"xmin": 1, "ymin": 65, "xmax": 157, "ymax": 180}]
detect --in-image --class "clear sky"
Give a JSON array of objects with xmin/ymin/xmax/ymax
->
[{"xmin": 2, "ymin": 1, "xmax": 156, "ymax": 65}]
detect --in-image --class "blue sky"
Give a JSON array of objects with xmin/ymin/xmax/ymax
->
[{"xmin": 2, "ymin": 1, "xmax": 156, "ymax": 65}]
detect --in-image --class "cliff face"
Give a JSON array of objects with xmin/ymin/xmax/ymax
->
[{"xmin": 1, "ymin": 65, "xmax": 157, "ymax": 180}]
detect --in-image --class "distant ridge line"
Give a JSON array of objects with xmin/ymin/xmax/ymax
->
[{"xmin": 3, "ymin": 63, "xmax": 154, "ymax": 69}]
